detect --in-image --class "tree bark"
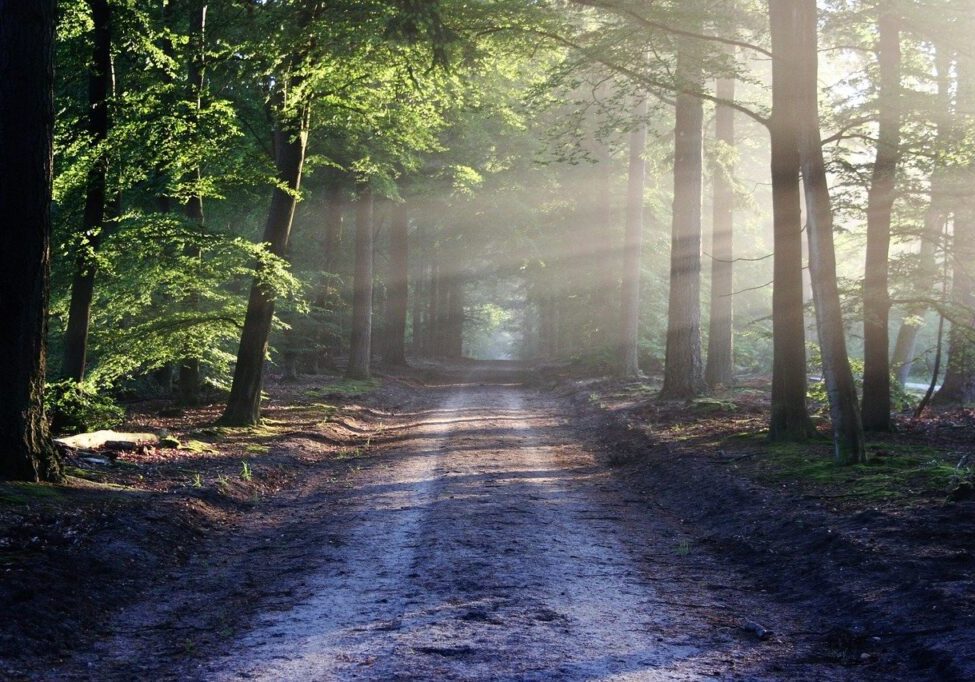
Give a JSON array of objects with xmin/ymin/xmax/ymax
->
[
  {"xmin": 661, "ymin": 36, "xmax": 707, "ymax": 399},
  {"xmin": 411, "ymin": 221, "xmax": 426, "ymax": 356},
  {"xmin": 347, "ymin": 186, "xmax": 374, "ymax": 380},
  {"xmin": 0, "ymin": 0, "xmax": 61, "ymax": 481},
  {"xmin": 385, "ymin": 201, "xmax": 410, "ymax": 365},
  {"xmin": 861, "ymin": 11, "xmax": 901, "ymax": 431},
  {"xmin": 705, "ymin": 70, "xmax": 736, "ymax": 388},
  {"xmin": 795, "ymin": 0, "xmax": 866, "ymax": 464},
  {"xmin": 221, "ymin": 113, "xmax": 308, "ymax": 425},
  {"xmin": 767, "ymin": 0, "xmax": 816, "ymax": 441},
  {"xmin": 619, "ymin": 96, "xmax": 648, "ymax": 377},
  {"xmin": 63, "ymin": 0, "xmax": 112, "ymax": 382}
]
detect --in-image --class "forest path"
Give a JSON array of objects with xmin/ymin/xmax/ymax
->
[{"xmin": 46, "ymin": 367, "xmax": 862, "ymax": 680}]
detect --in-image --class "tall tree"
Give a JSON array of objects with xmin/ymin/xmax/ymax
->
[
  {"xmin": 795, "ymin": 0, "xmax": 866, "ymax": 464},
  {"xmin": 179, "ymin": 0, "xmax": 208, "ymax": 406},
  {"xmin": 861, "ymin": 10, "xmax": 902, "ymax": 431},
  {"xmin": 221, "ymin": 86, "xmax": 310, "ymax": 425},
  {"xmin": 935, "ymin": 47, "xmax": 975, "ymax": 405},
  {"xmin": 62, "ymin": 0, "xmax": 113, "ymax": 382},
  {"xmin": 347, "ymin": 185, "xmax": 375, "ymax": 380},
  {"xmin": 0, "ymin": 0, "xmax": 61, "ymax": 481},
  {"xmin": 660, "ymin": 34, "xmax": 707, "ymax": 399},
  {"xmin": 384, "ymin": 200, "xmax": 410, "ymax": 365},
  {"xmin": 891, "ymin": 45, "xmax": 951, "ymax": 385},
  {"xmin": 619, "ymin": 95, "xmax": 648, "ymax": 377},
  {"xmin": 768, "ymin": 0, "xmax": 816, "ymax": 441},
  {"xmin": 705, "ymin": 65, "xmax": 736, "ymax": 388}
]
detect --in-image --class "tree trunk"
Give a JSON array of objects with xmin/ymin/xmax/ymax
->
[
  {"xmin": 795, "ymin": 0, "xmax": 866, "ymax": 464},
  {"xmin": 347, "ymin": 186, "xmax": 374, "ymax": 380},
  {"xmin": 619, "ymin": 96, "xmax": 648, "ymax": 377},
  {"xmin": 661, "ymin": 36, "xmax": 707, "ymax": 399},
  {"xmin": 411, "ymin": 222, "xmax": 426, "ymax": 356},
  {"xmin": 705, "ymin": 70, "xmax": 736, "ymax": 388},
  {"xmin": 445, "ymin": 276, "xmax": 465, "ymax": 358},
  {"xmin": 890, "ymin": 45, "xmax": 951, "ymax": 386},
  {"xmin": 767, "ymin": 0, "xmax": 816, "ymax": 441},
  {"xmin": 221, "ymin": 114, "xmax": 308, "ymax": 425},
  {"xmin": 428, "ymin": 248, "xmax": 441, "ymax": 357},
  {"xmin": 935, "ymin": 49, "xmax": 975, "ymax": 405},
  {"xmin": 861, "ymin": 12, "xmax": 901, "ymax": 431},
  {"xmin": 385, "ymin": 201, "xmax": 409, "ymax": 365},
  {"xmin": 63, "ymin": 0, "xmax": 112, "ymax": 382},
  {"xmin": 179, "ymin": 1, "xmax": 207, "ymax": 406},
  {"xmin": 0, "ymin": 0, "xmax": 61, "ymax": 481}
]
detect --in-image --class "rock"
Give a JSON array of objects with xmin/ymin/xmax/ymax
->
[
  {"xmin": 55, "ymin": 430, "xmax": 158, "ymax": 451},
  {"xmin": 741, "ymin": 619, "xmax": 772, "ymax": 640},
  {"xmin": 160, "ymin": 436, "xmax": 182, "ymax": 449}
]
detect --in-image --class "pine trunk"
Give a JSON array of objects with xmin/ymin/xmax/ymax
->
[
  {"xmin": 0, "ymin": 0, "xmax": 61, "ymax": 481},
  {"xmin": 619, "ymin": 97, "xmax": 648, "ymax": 377},
  {"xmin": 661, "ymin": 37, "xmax": 706, "ymax": 399},
  {"xmin": 861, "ymin": 12, "xmax": 901, "ymax": 431},
  {"xmin": 705, "ymin": 71, "xmax": 736, "ymax": 388},
  {"xmin": 347, "ymin": 186, "xmax": 374, "ymax": 380},
  {"xmin": 768, "ymin": 0, "xmax": 816, "ymax": 441},
  {"xmin": 63, "ymin": 0, "xmax": 112, "ymax": 382},
  {"xmin": 221, "ymin": 117, "xmax": 308, "ymax": 425},
  {"xmin": 795, "ymin": 0, "xmax": 866, "ymax": 464}
]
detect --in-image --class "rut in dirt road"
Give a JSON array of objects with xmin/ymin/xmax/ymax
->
[{"xmin": 187, "ymin": 376, "xmax": 858, "ymax": 681}]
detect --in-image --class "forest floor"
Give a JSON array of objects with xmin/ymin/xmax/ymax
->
[{"xmin": 1, "ymin": 361, "xmax": 973, "ymax": 680}]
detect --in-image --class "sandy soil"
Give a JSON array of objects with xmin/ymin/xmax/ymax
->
[{"xmin": 36, "ymin": 367, "xmax": 890, "ymax": 680}]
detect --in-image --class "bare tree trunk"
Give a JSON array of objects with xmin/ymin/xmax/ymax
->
[
  {"xmin": 385, "ymin": 201, "xmax": 409, "ymax": 365},
  {"xmin": 63, "ymin": 0, "xmax": 112, "ymax": 382},
  {"xmin": 768, "ymin": 0, "xmax": 816, "ymax": 441},
  {"xmin": 619, "ymin": 96, "xmax": 648, "ymax": 377},
  {"xmin": 795, "ymin": 0, "xmax": 866, "ymax": 464},
  {"xmin": 861, "ymin": 11, "xmax": 901, "ymax": 431},
  {"xmin": 705, "ymin": 70, "xmax": 736, "ymax": 388},
  {"xmin": 347, "ymin": 186, "xmax": 374, "ymax": 380},
  {"xmin": 0, "ymin": 0, "xmax": 61, "ymax": 481},
  {"xmin": 411, "ymin": 222, "xmax": 426, "ymax": 356},
  {"xmin": 221, "ymin": 112, "xmax": 308, "ymax": 425},
  {"xmin": 661, "ymin": 36, "xmax": 706, "ymax": 399}
]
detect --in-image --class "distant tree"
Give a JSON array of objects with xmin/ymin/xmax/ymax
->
[
  {"xmin": 619, "ymin": 95, "xmax": 648, "ymax": 378},
  {"xmin": 347, "ymin": 186, "xmax": 375, "ymax": 380}
]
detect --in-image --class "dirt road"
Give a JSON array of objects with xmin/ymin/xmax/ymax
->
[{"xmin": 46, "ymin": 371, "xmax": 873, "ymax": 680}]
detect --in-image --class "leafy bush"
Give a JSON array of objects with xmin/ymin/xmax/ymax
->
[{"xmin": 45, "ymin": 380, "xmax": 125, "ymax": 436}]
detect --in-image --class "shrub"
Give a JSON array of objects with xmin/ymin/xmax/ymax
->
[{"xmin": 45, "ymin": 380, "xmax": 125, "ymax": 436}]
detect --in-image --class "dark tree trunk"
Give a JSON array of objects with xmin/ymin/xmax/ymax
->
[
  {"xmin": 619, "ymin": 96, "xmax": 648, "ymax": 377},
  {"xmin": 347, "ymin": 186, "xmax": 374, "ymax": 380},
  {"xmin": 221, "ymin": 116, "xmax": 308, "ymax": 425},
  {"xmin": 661, "ymin": 37, "xmax": 707, "ymax": 399},
  {"xmin": 768, "ymin": 0, "xmax": 816, "ymax": 441},
  {"xmin": 795, "ymin": 0, "xmax": 866, "ymax": 464},
  {"xmin": 385, "ymin": 201, "xmax": 409, "ymax": 365},
  {"xmin": 179, "ymin": 1, "xmax": 208, "ymax": 406},
  {"xmin": 705, "ymin": 70, "xmax": 736, "ymax": 388},
  {"xmin": 861, "ymin": 12, "xmax": 901, "ymax": 431},
  {"xmin": 0, "ymin": 0, "xmax": 61, "ymax": 481},
  {"xmin": 935, "ymin": 51, "xmax": 975, "ymax": 405},
  {"xmin": 63, "ymin": 0, "xmax": 112, "ymax": 382}
]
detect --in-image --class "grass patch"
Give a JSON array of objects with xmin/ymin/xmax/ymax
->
[
  {"xmin": 304, "ymin": 378, "xmax": 380, "ymax": 399},
  {"xmin": 244, "ymin": 444, "xmax": 270, "ymax": 455},
  {"xmin": 0, "ymin": 482, "xmax": 65, "ymax": 507},
  {"xmin": 758, "ymin": 441, "xmax": 958, "ymax": 500}
]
